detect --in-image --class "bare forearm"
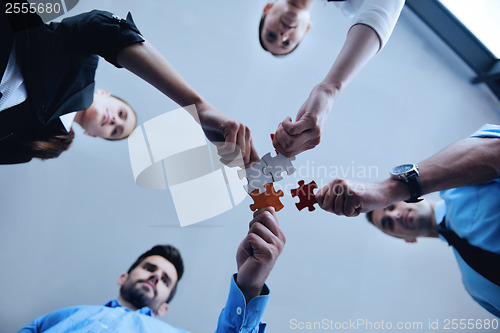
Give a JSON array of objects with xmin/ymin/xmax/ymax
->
[
  {"xmin": 381, "ymin": 137, "xmax": 500, "ymax": 205},
  {"xmin": 418, "ymin": 137, "xmax": 500, "ymax": 194},
  {"xmin": 319, "ymin": 24, "xmax": 380, "ymax": 95},
  {"xmin": 360, "ymin": 137, "xmax": 500, "ymax": 211},
  {"xmin": 116, "ymin": 41, "xmax": 209, "ymax": 111}
]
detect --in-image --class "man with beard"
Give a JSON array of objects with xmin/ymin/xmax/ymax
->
[
  {"xmin": 19, "ymin": 208, "xmax": 286, "ymax": 332},
  {"xmin": 314, "ymin": 124, "xmax": 500, "ymax": 317}
]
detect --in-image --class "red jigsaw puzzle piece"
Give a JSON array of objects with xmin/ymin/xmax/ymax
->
[
  {"xmin": 291, "ymin": 180, "xmax": 318, "ymax": 211},
  {"xmin": 249, "ymin": 183, "xmax": 284, "ymax": 212}
]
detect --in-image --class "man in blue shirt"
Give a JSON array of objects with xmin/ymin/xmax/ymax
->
[
  {"xmin": 19, "ymin": 208, "xmax": 286, "ymax": 332},
  {"xmin": 313, "ymin": 124, "xmax": 500, "ymax": 317}
]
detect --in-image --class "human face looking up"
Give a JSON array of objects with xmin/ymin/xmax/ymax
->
[
  {"xmin": 370, "ymin": 201, "xmax": 436, "ymax": 243},
  {"xmin": 118, "ymin": 255, "xmax": 178, "ymax": 317},
  {"xmin": 261, "ymin": 0, "xmax": 312, "ymax": 55},
  {"xmin": 77, "ymin": 90, "xmax": 136, "ymax": 140}
]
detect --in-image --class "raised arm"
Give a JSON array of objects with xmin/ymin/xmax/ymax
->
[
  {"xmin": 116, "ymin": 41, "xmax": 258, "ymax": 167},
  {"xmin": 215, "ymin": 208, "xmax": 286, "ymax": 333},
  {"xmin": 315, "ymin": 125, "xmax": 500, "ymax": 216},
  {"xmin": 415, "ymin": 136, "xmax": 500, "ymax": 194},
  {"xmin": 56, "ymin": 10, "xmax": 258, "ymax": 167},
  {"xmin": 273, "ymin": 0, "xmax": 405, "ymax": 157}
]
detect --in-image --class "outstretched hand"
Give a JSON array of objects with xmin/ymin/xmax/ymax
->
[
  {"xmin": 115, "ymin": 42, "xmax": 259, "ymax": 168},
  {"xmin": 315, "ymin": 178, "xmax": 398, "ymax": 217},
  {"xmin": 236, "ymin": 208, "xmax": 286, "ymax": 302},
  {"xmin": 272, "ymin": 84, "xmax": 335, "ymax": 157},
  {"xmin": 197, "ymin": 106, "xmax": 259, "ymax": 169}
]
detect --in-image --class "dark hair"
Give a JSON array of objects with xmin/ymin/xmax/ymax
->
[
  {"xmin": 104, "ymin": 94, "xmax": 138, "ymax": 141},
  {"xmin": 259, "ymin": 13, "xmax": 301, "ymax": 57},
  {"xmin": 366, "ymin": 211, "xmax": 374, "ymax": 224},
  {"xmin": 128, "ymin": 245, "xmax": 184, "ymax": 303},
  {"xmin": 19, "ymin": 126, "xmax": 75, "ymax": 160}
]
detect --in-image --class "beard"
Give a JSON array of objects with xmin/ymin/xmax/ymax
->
[
  {"xmin": 415, "ymin": 213, "xmax": 434, "ymax": 236},
  {"xmin": 120, "ymin": 280, "xmax": 157, "ymax": 311}
]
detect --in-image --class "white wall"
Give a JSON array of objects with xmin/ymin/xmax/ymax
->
[{"xmin": 1, "ymin": 1, "xmax": 499, "ymax": 332}]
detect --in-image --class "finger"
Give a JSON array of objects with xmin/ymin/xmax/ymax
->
[
  {"xmin": 248, "ymin": 142, "xmax": 260, "ymax": 166},
  {"xmin": 240, "ymin": 237, "xmax": 253, "ymax": 258},
  {"xmin": 302, "ymin": 135, "xmax": 321, "ymax": 150},
  {"xmin": 249, "ymin": 221, "xmax": 285, "ymax": 253},
  {"xmin": 351, "ymin": 194, "xmax": 363, "ymax": 216},
  {"xmin": 245, "ymin": 232, "xmax": 272, "ymax": 259},
  {"xmin": 315, "ymin": 188, "xmax": 325, "ymax": 208},
  {"xmin": 220, "ymin": 122, "xmax": 238, "ymax": 151},
  {"xmin": 281, "ymin": 116, "xmax": 313, "ymax": 136},
  {"xmin": 249, "ymin": 221, "xmax": 279, "ymax": 246},
  {"xmin": 281, "ymin": 135, "xmax": 322, "ymax": 158},
  {"xmin": 250, "ymin": 210, "xmax": 285, "ymax": 243},
  {"xmin": 219, "ymin": 155, "xmax": 244, "ymax": 168},
  {"xmin": 272, "ymin": 127, "xmax": 289, "ymax": 157},
  {"xmin": 235, "ymin": 125, "xmax": 248, "ymax": 166},
  {"xmin": 323, "ymin": 185, "xmax": 337, "ymax": 213},
  {"xmin": 285, "ymin": 130, "xmax": 317, "ymax": 151},
  {"xmin": 343, "ymin": 189, "xmax": 357, "ymax": 217},
  {"xmin": 282, "ymin": 116, "xmax": 292, "ymax": 127},
  {"xmin": 352, "ymin": 207, "xmax": 362, "ymax": 217},
  {"xmin": 253, "ymin": 207, "xmax": 276, "ymax": 218},
  {"xmin": 244, "ymin": 127, "xmax": 251, "ymax": 163},
  {"xmin": 250, "ymin": 210, "xmax": 279, "ymax": 235},
  {"xmin": 274, "ymin": 125, "xmax": 308, "ymax": 157},
  {"xmin": 243, "ymin": 126, "xmax": 260, "ymax": 168},
  {"xmin": 218, "ymin": 141, "xmax": 244, "ymax": 168},
  {"xmin": 217, "ymin": 139, "xmax": 240, "ymax": 156},
  {"xmin": 315, "ymin": 184, "xmax": 330, "ymax": 210},
  {"xmin": 242, "ymin": 126, "xmax": 252, "ymax": 167},
  {"xmin": 333, "ymin": 186, "xmax": 346, "ymax": 216}
]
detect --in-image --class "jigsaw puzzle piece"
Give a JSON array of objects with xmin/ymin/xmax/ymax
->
[
  {"xmin": 291, "ymin": 180, "xmax": 318, "ymax": 211},
  {"xmin": 238, "ymin": 159, "xmax": 274, "ymax": 194},
  {"xmin": 261, "ymin": 152, "xmax": 296, "ymax": 182},
  {"xmin": 249, "ymin": 183, "xmax": 284, "ymax": 212}
]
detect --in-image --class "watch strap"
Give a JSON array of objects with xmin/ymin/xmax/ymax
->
[{"xmin": 404, "ymin": 172, "xmax": 423, "ymax": 203}]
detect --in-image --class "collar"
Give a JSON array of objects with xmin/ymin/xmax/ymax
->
[
  {"xmin": 104, "ymin": 299, "xmax": 154, "ymax": 317},
  {"xmin": 59, "ymin": 111, "xmax": 77, "ymax": 132},
  {"xmin": 434, "ymin": 200, "xmax": 446, "ymax": 226}
]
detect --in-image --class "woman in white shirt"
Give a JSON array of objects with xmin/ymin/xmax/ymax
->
[{"xmin": 258, "ymin": 0, "xmax": 405, "ymax": 157}]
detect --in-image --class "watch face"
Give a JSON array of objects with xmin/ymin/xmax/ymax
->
[{"xmin": 392, "ymin": 164, "xmax": 414, "ymax": 175}]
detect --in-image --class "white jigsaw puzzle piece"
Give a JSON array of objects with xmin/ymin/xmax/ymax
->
[
  {"xmin": 262, "ymin": 152, "xmax": 296, "ymax": 182},
  {"xmin": 238, "ymin": 159, "xmax": 273, "ymax": 194}
]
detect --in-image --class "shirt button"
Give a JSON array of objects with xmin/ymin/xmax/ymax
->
[{"xmin": 236, "ymin": 307, "xmax": 242, "ymax": 315}]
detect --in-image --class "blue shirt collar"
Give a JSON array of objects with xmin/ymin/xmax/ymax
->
[
  {"xmin": 434, "ymin": 199, "xmax": 446, "ymax": 225},
  {"xmin": 434, "ymin": 200, "xmax": 446, "ymax": 241},
  {"xmin": 104, "ymin": 299, "xmax": 154, "ymax": 317}
]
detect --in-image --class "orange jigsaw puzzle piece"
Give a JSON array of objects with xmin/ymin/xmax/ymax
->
[{"xmin": 249, "ymin": 183, "xmax": 284, "ymax": 212}]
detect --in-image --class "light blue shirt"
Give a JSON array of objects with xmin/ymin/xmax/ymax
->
[
  {"xmin": 19, "ymin": 274, "xmax": 269, "ymax": 332},
  {"xmin": 435, "ymin": 124, "xmax": 500, "ymax": 317}
]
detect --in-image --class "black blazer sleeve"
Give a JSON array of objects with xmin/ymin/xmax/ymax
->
[
  {"xmin": 0, "ymin": 133, "xmax": 32, "ymax": 164},
  {"xmin": 51, "ymin": 10, "xmax": 146, "ymax": 68}
]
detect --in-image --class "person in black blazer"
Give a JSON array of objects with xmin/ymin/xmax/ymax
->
[{"xmin": 0, "ymin": 1, "xmax": 259, "ymax": 166}]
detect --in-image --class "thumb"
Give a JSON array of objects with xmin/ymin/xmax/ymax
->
[
  {"xmin": 281, "ymin": 116, "xmax": 312, "ymax": 136},
  {"xmin": 314, "ymin": 186, "xmax": 327, "ymax": 208}
]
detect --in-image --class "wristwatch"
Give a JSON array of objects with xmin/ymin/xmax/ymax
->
[{"xmin": 390, "ymin": 164, "xmax": 423, "ymax": 203}]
